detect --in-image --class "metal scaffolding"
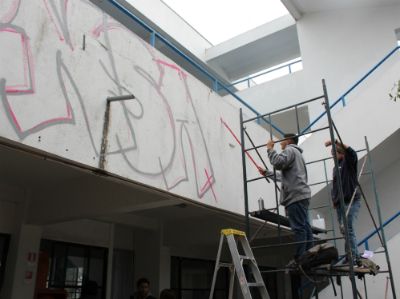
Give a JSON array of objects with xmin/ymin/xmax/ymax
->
[{"xmin": 239, "ymin": 80, "xmax": 397, "ymax": 299}]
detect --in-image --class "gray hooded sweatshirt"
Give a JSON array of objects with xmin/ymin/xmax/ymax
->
[{"xmin": 267, "ymin": 144, "xmax": 311, "ymax": 207}]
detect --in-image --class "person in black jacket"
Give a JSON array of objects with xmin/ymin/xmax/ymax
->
[{"xmin": 325, "ymin": 139, "xmax": 361, "ymax": 263}]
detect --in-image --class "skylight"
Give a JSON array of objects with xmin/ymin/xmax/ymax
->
[{"xmin": 161, "ymin": 0, "xmax": 289, "ymax": 45}]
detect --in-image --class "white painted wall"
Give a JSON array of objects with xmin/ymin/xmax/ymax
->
[
  {"xmin": 0, "ymin": 0, "xmax": 269, "ymax": 216},
  {"xmin": 297, "ymin": 4, "xmax": 400, "ymax": 101},
  {"xmin": 1, "ymin": 225, "xmax": 42, "ymax": 299},
  {"xmin": 235, "ymin": 3, "xmax": 400, "ymax": 121},
  {"xmin": 318, "ymin": 232, "xmax": 400, "ymax": 299},
  {"xmin": 301, "ymin": 52, "xmax": 400, "ymax": 196}
]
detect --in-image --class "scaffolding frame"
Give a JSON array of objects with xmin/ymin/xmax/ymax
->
[{"xmin": 239, "ymin": 79, "xmax": 397, "ymax": 299}]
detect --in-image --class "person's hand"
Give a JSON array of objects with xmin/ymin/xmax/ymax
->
[
  {"xmin": 258, "ymin": 167, "xmax": 266, "ymax": 176},
  {"xmin": 266, "ymin": 140, "xmax": 275, "ymax": 150},
  {"xmin": 324, "ymin": 140, "xmax": 332, "ymax": 147}
]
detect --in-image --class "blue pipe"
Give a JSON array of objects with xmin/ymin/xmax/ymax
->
[
  {"xmin": 301, "ymin": 46, "xmax": 400, "ymax": 134},
  {"xmin": 358, "ymin": 210, "xmax": 400, "ymax": 248},
  {"xmin": 107, "ymin": 0, "xmax": 286, "ymax": 134}
]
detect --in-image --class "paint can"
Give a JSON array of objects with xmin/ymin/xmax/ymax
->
[{"xmin": 258, "ymin": 198, "xmax": 265, "ymax": 211}]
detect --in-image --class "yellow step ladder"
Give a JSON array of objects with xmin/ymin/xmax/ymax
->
[{"xmin": 209, "ymin": 229, "xmax": 270, "ymax": 299}]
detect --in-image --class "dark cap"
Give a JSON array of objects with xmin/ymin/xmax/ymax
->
[{"xmin": 284, "ymin": 133, "xmax": 298, "ymax": 145}]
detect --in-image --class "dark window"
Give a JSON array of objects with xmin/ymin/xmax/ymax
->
[
  {"xmin": 171, "ymin": 257, "xmax": 228, "ymax": 299},
  {"xmin": 41, "ymin": 239, "xmax": 108, "ymax": 299},
  {"xmin": 171, "ymin": 256, "xmax": 278, "ymax": 299},
  {"xmin": 0, "ymin": 233, "xmax": 10, "ymax": 292}
]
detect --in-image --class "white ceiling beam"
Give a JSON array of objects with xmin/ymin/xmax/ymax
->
[{"xmin": 281, "ymin": 0, "xmax": 303, "ymax": 20}]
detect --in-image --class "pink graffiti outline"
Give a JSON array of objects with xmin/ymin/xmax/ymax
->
[
  {"xmin": 204, "ymin": 168, "xmax": 217, "ymax": 202},
  {"xmin": 2, "ymin": 27, "xmax": 35, "ymax": 94},
  {"xmin": 2, "ymin": 27, "xmax": 73, "ymax": 136},
  {"xmin": 154, "ymin": 59, "xmax": 188, "ymax": 81},
  {"xmin": 42, "ymin": 0, "xmax": 74, "ymax": 50},
  {"xmin": 93, "ymin": 21, "xmax": 184, "ymax": 178},
  {"xmin": 220, "ymin": 117, "xmax": 261, "ymax": 170},
  {"xmin": 0, "ymin": 0, "xmax": 20, "ymax": 23},
  {"xmin": 155, "ymin": 59, "xmax": 215, "ymax": 197},
  {"xmin": 91, "ymin": 22, "xmax": 124, "ymax": 38},
  {"xmin": 93, "ymin": 21, "xmax": 214, "ymax": 198},
  {"xmin": 4, "ymin": 96, "xmax": 73, "ymax": 133}
]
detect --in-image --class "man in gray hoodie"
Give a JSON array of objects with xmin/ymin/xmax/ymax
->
[{"xmin": 260, "ymin": 133, "xmax": 313, "ymax": 259}]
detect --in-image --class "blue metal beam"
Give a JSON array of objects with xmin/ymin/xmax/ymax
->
[{"xmin": 301, "ymin": 46, "xmax": 400, "ymax": 134}]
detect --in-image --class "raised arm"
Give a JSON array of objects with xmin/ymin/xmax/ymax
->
[{"xmin": 267, "ymin": 147, "xmax": 294, "ymax": 170}]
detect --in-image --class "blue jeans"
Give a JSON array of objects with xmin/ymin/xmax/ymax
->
[
  {"xmin": 286, "ymin": 199, "xmax": 313, "ymax": 259},
  {"xmin": 336, "ymin": 200, "xmax": 361, "ymax": 261}
]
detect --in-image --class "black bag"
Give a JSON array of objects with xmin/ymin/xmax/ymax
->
[{"xmin": 296, "ymin": 243, "xmax": 338, "ymax": 270}]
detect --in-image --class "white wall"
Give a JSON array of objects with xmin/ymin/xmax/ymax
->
[
  {"xmin": 235, "ymin": 3, "xmax": 400, "ymax": 121},
  {"xmin": 318, "ymin": 232, "xmax": 400, "ymax": 299},
  {"xmin": 297, "ymin": 4, "xmax": 400, "ymax": 101},
  {"xmin": 356, "ymin": 153, "xmax": 400, "ymax": 251},
  {"xmin": 6, "ymin": 225, "xmax": 42, "ymax": 299},
  {"xmin": 0, "ymin": 0, "xmax": 269, "ymax": 216}
]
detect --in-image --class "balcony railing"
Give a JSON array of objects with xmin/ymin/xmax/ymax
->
[{"xmin": 227, "ymin": 59, "xmax": 302, "ymax": 90}]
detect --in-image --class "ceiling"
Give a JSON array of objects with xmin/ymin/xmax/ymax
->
[
  {"xmin": 205, "ymin": 15, "xmax": 300, "ymax": 82},
  {"xmin": 282, "ymin": 0, "xmax": 400, "ymax": 20}
]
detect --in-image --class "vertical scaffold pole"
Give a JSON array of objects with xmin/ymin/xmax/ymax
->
[
  {"xmin": 323, "ymin": 160, "xmax": 337, "ymax": 248},
  {"xmin": 240, "ymin": 109, "xmax": 251, "ymax": 238},
  {"xmin": 365, "ymin": 136, "xmax": 397, "ymax": 299},
  {"xmin": 323, "ymin": 159, "xmax": 344, "ymax": 299},
  {"xmin": 268, "ymin": 114, "xmax": 281, "ymax": 242},
  {"xmin": 322, "ymin": 79, "xmax": 358, "ymax": 299}
]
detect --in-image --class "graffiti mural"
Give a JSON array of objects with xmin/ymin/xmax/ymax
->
[
  {"xmin": 91, "ymin": 17, "xmax": 216, "ymax": 200},
  {"xmin": 43, "ymin": 0, "xmax": 74, "ymax": 50},
  {"xmin": 0, "ymin": 0, "xmax": 249, "ymax": 204}
]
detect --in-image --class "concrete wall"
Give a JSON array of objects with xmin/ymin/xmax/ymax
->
[{"xmin": 0, "ymin": 0, "xmax": 269, "ymax": 216}]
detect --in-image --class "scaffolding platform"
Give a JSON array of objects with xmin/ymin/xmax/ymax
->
[
  {"xmin": 251, "ymin": 209, "xmax": 328, "ymax": 235},
  {"xmin": 262, "ymin": 263, "xmax": 381, "ymax": 277}
]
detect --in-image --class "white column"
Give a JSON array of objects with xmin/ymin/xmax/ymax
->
[{"xmin": 7, "ymin": 225, "xmax": 42, "ymax": 299}]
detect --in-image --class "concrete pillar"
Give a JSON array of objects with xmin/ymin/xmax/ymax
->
[
  {"xmin": 3, "ymin": 224, "xmax": 42, "ymax": 299},
  {"xmin": 133, "ymin": 224, "xmax": 170, "ymax": 297}
]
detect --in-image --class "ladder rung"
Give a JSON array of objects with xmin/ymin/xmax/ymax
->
[
  {"xmin": 239, "ymin": 255, "xmax": 253, "ymax": 260},
  {"xmin": 248, "ymin": 282, "xmax": 264, "ymax": 287},
  {"xmin": 218, "ymin": 262, "xmax": 233, "ymax": 268}
]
